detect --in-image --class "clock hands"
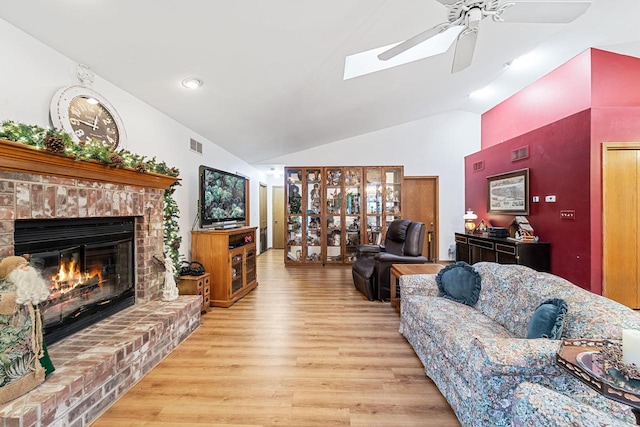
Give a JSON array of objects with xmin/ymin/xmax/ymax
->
[
  {"xmin": 76, "ymin": 115, "xmax": 100, "ymax": 130},
  {"xmin": 76, "ymin": 118, "xmax": 99, "ymax": 130}
]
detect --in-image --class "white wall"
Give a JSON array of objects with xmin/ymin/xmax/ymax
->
[
  {"xmin": 265, "ymin": 111, "xmax": 481, "ymax": 260},
  {"xmin": 1, "ymin": 17, "xmax": 482, "ymax": 261},
  {"xmin": 0, "ymin": 18, "xmax": 267, "ymax": 260}
]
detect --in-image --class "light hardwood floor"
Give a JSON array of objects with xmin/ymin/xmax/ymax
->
[{"xmin": 92, "ymin": 249, "xmax": 459, "ymax": 426}]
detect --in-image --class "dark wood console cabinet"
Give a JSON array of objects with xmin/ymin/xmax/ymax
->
[{"xmin": 455, "ymin": 232, "xmax": 550, "ymax": 272}]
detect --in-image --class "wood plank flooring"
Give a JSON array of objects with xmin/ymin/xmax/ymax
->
[{"xmin": 92, "ymin": 249, "xmax": 459, "ymax": 426}]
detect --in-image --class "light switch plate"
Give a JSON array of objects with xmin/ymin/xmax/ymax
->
[
  {"xmin": 560, "ymin": 210, "xmax": 575, "ymax": 220},
  {"xmin": 532, "ymin": 196, "xmax": 539, "ymax": 203}
]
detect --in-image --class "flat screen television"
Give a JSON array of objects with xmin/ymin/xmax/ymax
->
[{"xmin": 199, "ymin": 165, "xmax": 247, "ymax": 229}]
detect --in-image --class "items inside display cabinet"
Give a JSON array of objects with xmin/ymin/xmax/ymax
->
[
  {"xmin": 286, "ymin": 215, "xmax": 302, "ymax": 261},
  {"xmin": 284, "ymin": 166, "xmax": 403, "ymax": 266}
]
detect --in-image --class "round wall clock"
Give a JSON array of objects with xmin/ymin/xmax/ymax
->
[{"xmin": 50, "ymin": 85, "xmax": 126, "ymax": 149}]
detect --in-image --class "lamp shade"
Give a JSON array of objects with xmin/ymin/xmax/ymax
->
[{"xmin": 463, "ymin": 209, "xmax": 478, "ymax": 233}]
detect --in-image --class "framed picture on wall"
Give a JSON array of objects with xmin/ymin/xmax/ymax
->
[{"xmin": 487, "ymin": 168, "xmax": 529, "ymax": 215}]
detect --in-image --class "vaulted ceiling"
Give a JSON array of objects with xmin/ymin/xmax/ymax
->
[{"xmin": 1, "ymin": 0, "xmax": 639, "ymax": 168}]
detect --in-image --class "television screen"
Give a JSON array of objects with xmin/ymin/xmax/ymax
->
[{"xmin": 199, "ymin": 165, "xmax": 247, "ymax": 228}]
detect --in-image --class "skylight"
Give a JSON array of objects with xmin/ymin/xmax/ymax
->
[{"xmin": 343, "ymin": 26, "xmax": 463, "ymax": 80}]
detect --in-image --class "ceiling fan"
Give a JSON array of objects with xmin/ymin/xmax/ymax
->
[{"xmin": 377, "ymin": 0, "xmax": 592, "ymax": 73}]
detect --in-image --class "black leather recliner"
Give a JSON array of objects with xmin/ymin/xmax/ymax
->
[{"xmin": 352, "ymin": 219, "xmax": 428, "ymax": 301}]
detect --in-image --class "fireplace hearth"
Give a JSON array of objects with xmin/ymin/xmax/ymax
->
[{"xmin": 14, "ymin": 217, "xmax": 136, "ymax": 344}]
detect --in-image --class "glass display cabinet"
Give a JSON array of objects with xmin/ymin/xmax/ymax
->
[{"xmin": 284, "ymin": 166, "xmax": 402, "ymax": 266}]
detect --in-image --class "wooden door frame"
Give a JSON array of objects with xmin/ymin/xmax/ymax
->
[
  {"xmin": 272, "ymin": 185, "xmax": 284, "ymax": 249},
  {"xmin": 259, "ymin": 182, "xmax": 267, "ymax": 253},
  {"xmin": 403, "ymin": 176, "xmax": 439, "ymax": 262},
  {"xmin": 602, "ymin": 143, "xmax": 640, "ymax": 306}
]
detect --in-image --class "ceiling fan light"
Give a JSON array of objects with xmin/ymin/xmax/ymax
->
[{"xmin": 181, "ymin": 78, "xmax": 204, "ymax": 89}]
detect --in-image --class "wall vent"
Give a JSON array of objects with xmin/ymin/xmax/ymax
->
[
  {"xmin": 189, "ymin": 138, "xmax": 203, "ymax": 154},
  {"xmin": 511, "ymin": 146, "xmax": 529, "ymax": 161},
  {"xmin": 472, "ymin": 160, "xmax": 485, "ymax": 172}
]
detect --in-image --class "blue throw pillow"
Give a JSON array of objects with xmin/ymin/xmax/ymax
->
[
  {"xmin": 526, "ymin": 298, "xmax": 568, "ymax": 339},
  {"xmin": 435, "ymin": 261, "xmax": 481, "ymax": 306}
]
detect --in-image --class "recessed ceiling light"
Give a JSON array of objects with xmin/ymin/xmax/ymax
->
[
  {"xmin": 181, "ymin": 78, "xmax": 203, "ymax": 89},
  {"xmin": 85, "ymin": 97, "xmax": 99, "ymax": 105}
]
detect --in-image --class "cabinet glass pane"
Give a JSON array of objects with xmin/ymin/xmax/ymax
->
[
  {"xmin": 326, "ymin": 168, "xmax": 342, "ymax": 215},
  {"xmin": 306, "ymin": 215, "xmax": 322, "ymax": 262},
  {"xmin": 366, "ymin": 169, "xmax": 382, "ymax": 215},
  {"xmin": 344, "ymin": 168, "xmax": 361, "ymax": 215},
  {"xmin": 306, "ymin": 168, "xmax": 322, "ymax": 214},
  {"xmin": 326, "ymin": 215, "xmax": 342, "ymax": 262},
  {"xmin": 231, "ymin": 253, "xmax": 243, "ymax": 293},
  {"xmin": 286, "ymin": 215, "xmax": 302, "ymax": 261},
  {"xmin": 246, "ymin": 250, "xmax": 256, "ymax": 283},
  {"xmin": 287, "ymin": 169, "xmax": 303, "ymax": 214},
  {"xmin": 385, "ymin": 168, "xmax": 402, "ymax": 216},
  {"xmin": 345, "ymin": 215, "xmax": 360, "ymax": 262},
  {"xmin": 366, "ymin": 215, "xmax": 383, "ymax": 245}
]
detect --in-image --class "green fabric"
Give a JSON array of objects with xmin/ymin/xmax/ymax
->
[{"xmin": 40, "ymin": 339, "xmax": 55, "ymax": 376}]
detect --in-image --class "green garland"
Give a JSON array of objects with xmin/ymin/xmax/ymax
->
[
  {"xmin": 0, "ymin": 119, "xmax": 184, "ymax": 276},
  {"xmin": 164, "ymin": 181, "xmax": 184, "ymax": 279}
]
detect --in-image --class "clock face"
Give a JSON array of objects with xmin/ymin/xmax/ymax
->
[
  {"xmin": 68, "ymin": 96, "xmax": 120, "ymax": 148},
  {"xmin": 50, "ymin": 85, "xmax": 127, "ymax": 149}
]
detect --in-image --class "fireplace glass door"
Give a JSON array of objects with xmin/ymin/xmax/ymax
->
[{"xmin": 15, "ymin": 218, "xmax": 135, "ymax": 344}]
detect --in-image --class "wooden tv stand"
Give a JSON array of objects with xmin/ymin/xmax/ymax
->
[{"xmin": 191, "ymin": 226, "xmax": 258, "ymax": 307}]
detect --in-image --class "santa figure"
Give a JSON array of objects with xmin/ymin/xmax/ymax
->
[
  {"xmin": 0, "ymin": 256, "xmax": 50, "ymax": 305},
  {"xmin": 0, "ymin": 256, "xmax": 54, "ymax": 403}
]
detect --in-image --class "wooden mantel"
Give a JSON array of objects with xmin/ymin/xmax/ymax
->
[{"xmin": 0, "ymin": 138, "xmax": 178, "ymax": 190}]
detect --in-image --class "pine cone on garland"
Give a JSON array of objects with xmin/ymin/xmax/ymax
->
[
  {"xmin": 109, "ymin": 152, "xmax": 124, "ymax": 167},
  {"xmin": 43, "ymin": 133, "xmax": 66, "ymax": 153},
  {"xmin": 134, "ymin": 161, "xmax": 147, "ymax": 173},
  {"xmin": 171, "ymin": 241, "xmax": 181, "ymax": 250}
]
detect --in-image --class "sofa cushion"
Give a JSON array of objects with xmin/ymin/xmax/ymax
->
[
  {"xmin": 402, "ymin": 295, "xmax": 513, "ymax": 368},
  {"xmin": 436, "ymin": 261, "xmax": 481, "ymax": 306},
  {"xmin": 526, "ymin": 298, "xmax": 568, "ymax": 339}
]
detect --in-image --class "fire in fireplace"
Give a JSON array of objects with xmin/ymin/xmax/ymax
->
[{"xmin": 14, "ymin": 218, "xmax": 135, "ymax": 345}]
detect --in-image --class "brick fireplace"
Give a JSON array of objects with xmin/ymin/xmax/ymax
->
[{"xmin": 0, "ymin": 139, "xmax": 201, "ymax": 426}]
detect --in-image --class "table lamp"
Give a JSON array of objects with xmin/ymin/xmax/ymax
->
[{"xmin": 463, "ymin": 209, "xmax": 478, "ymax": 234}]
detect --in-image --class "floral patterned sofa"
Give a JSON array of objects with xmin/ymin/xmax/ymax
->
[
  {"xmin": 399, "ymin": 262, "xmax": 640, "ymax": 426},
  {"xmin": 511, "ymin": 382, "xmax": 633, "ymax": 426}
]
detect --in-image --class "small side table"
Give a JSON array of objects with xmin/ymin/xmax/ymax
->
[
  {"xmin": 556, "ymin": 338, "xmax": 640, "ymax": 424},
  {"xmin": 178, "ymin": 273, "xmax": 211, "ymax": 313},
  {"xmin": 390, "ymin": 263, "xmax": 444, "ymax": 314}
]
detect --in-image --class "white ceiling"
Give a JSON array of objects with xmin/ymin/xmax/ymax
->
[{"xmin": 1, "ymin": 0, "xmax": 639, "ymax": 168}]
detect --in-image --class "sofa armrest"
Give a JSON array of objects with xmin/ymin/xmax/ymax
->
[
  {"xmin": 470, "ymin": 337, "xmax": 562, "ymax": 375},
  {"xmin": 512, "ymin": 382, "xmax": 633, "ymax": 426},
  {"xmin": 375, "ymin": 253, "xmax": 428, "ymax": 264},
  {"xmin": 356, "ymin": 244, "xmax": 382, "ymax": 255},
  {"xmin": 399, "ymin": 273, "xmax": 439, "ymax": 298}
]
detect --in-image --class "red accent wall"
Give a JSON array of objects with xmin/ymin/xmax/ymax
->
[
  {"xmin": 469, "ymin": 48, "xmax": 640, "ymax": 293},
  {"xmin": 466, "ymin": 111, "xmax": 592, "ymax": 287},
  {"xmin": 481, "ymin": 50, "xmax": 592, "ymax": 149}
]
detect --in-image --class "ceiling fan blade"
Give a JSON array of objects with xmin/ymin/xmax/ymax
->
[
  {"xmin": 498, "ymin": 1, "xmax": 591, "ymax": 23},
  {"xmin": 378, "ymin": 22, "xmax": 453, "ymax": 61},
  {"xmin": 451, "ymin": 27, "xmax": 479, "ymax": 73}
]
